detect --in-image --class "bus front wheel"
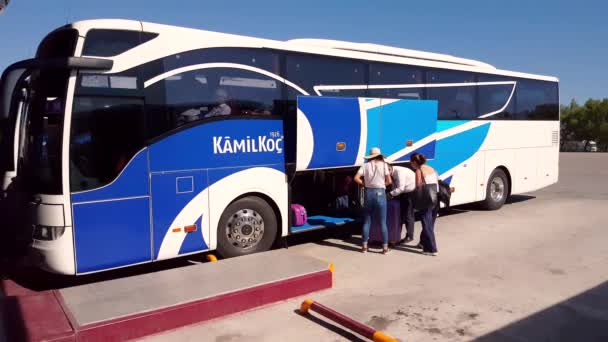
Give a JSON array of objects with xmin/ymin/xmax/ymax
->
[
  {"xmin": 216, "ymin": 196, "xmax": 277, "ymax": 258},
  {"xmin": 481, "ymin": 169, "xmax": 509, "ymax": 210}
]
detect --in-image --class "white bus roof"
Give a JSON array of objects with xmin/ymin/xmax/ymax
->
[{"xmin": 68, "ymin": 19, "xmax": 559, "ymax": 82}]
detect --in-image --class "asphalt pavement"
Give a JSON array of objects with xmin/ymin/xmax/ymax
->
[{"xmin": 138, "ymin": 152, "xmax": 608, "ymax": 342}]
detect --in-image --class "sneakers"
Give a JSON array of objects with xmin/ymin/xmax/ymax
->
[
  {"xmin": 398, "ymin": 237, "xmax": 414, "ymax": 245},
  {"xmin": 382, "ymin": 245, "xmax": 390, "ymax": 255},
  {"xmin": 422, "ymin": 251, "xmax": 438, "ymax": 256},
  {"xmin": 361, "ymin": 243, "xmax": 368, "ymax": 253}
]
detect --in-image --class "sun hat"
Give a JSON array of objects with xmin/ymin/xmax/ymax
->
[{"xmin": 364, "ymin": 147, "xmax": 385, "ymax": 160}]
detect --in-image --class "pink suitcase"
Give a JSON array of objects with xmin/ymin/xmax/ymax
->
[
  {"xmin": 369, "ymin": 199, "xmax": 402, "ymax": 244},
  {"xmin": 291, "ymin": 204, "xmax": 308, "ymax": 226}
]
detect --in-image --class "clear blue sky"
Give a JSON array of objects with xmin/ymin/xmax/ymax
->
[{"xmin": 1, "ymin": 0, "xmax": 606, "ymax": 104}]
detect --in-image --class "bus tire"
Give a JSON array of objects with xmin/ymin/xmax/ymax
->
[
  {"xmin": 481, "ymin": 169, "xmax": 509, "ymax": 210},
  {"xmin": 216, "ymin": 196, "xmax": 277, "ymax": 258}
]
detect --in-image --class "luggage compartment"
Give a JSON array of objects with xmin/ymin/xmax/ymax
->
[{"xmin": 289, "ymin": 168, "xmax": 362, "ymax": 233}]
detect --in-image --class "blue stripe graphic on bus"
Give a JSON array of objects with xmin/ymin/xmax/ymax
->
[
  {"xmin": 429, "ymin": 123, "xmax": 491, "ymax": 175},
  {"xmin": 149, "ymin": 119, "xmax": 284, "ymax": 172},
  {"xmin": 366, "ymin": 105, "xmax": 381, "ymax": 155},
  {"xmin": 436, "ymin": 120, "xmax": 470, "ymax": 133},
  {"xmin": 71, "ymin": 148, "xmax": 149, "ymax": 203},
  {"xmin": 178, "ymin": 215, "xmax": 204, "ymax": 255},
  {"xmin": 151, "ymin": 170, "xmax": 209, "ymax": 258},
  {"xmin": 297, "ymin": 96, "xmax": 361, "ymax": 169},
  {"xmin": 74, "ymin": 197, "xmax": 152, "ymax": 273},
  {"xmin": 379, "ymin": 100, "xmax": 437, "ymax": 157},
  {"xmin": 396, "ymin": 140, "xmax": 436, "ymax": 162}
]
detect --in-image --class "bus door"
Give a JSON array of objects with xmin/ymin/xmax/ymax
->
[
  {"xmin": 1, "ymin": 67, "xmax": 28, "ymax": 192},
  {"xmin": 295, "ymin": 96, "xmax": 437, "ymax": 171},
  {"xmin": 70, "ymin": 148, "xmax": 152, "ymax": 273},
  {"xmin": 69, "ymin": 96, "xmax": 152, "ymax": 274}
]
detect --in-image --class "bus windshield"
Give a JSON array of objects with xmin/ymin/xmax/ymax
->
[{"xmin": 19, "ymin": 68, "xmax": 69, "ymax": 194}]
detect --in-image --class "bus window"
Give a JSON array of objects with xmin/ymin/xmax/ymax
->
[
  {"xmin": 70, "ymin": 97, "xmax": 145, "ymax": 192},
  {"xmin": 426, "ymin": 69, "xmax": 477, "ymax": 120},
  {"xmin": 82, "ymin": 29, "xmax": 158, "ymax": 57},
  {"xmin": 161, "ymin": 48, "xmax": 280, "ymax": 76},
  {"xmin": 369, "ymin": 62, "xmax": 424, "ymax": 99},
  {"xmin": 477, "ymin": 74, "xmax": 516, "ymax": 120},
  {"xmin": 515, "ymin": 79, "xmax": 559, "ymax": 120},
  {"xmin": 285, "ymin": 53, "xmax": 366, "ymax": 97},
  {"xmin": 144, "ymin": 68, "xmax": 283, "ymax": 138}
]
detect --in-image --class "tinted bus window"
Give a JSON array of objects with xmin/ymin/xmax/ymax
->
[
  {"xmin": 477, "ymin": 74, "xmax": 516, "ymax": 120},
  {"xmin": 145, "ymin": 68, "xmax": 283, "ymax": 138},
  {"xmin": 161, "ymin": 48, "xmax": 280, "ymax": 75},
  {"xmin": 83, "ymin": 29, "xmax": 158, "ymax": 57},
  {"xmin": 369, "ymin": 63, "xmax": 424, "ymax": 99},
  {"xmin": 515, "ymin": 79, "xmax": 559, "ymax": 120},
  {"xmin": 426, "ymin": 69, "xmax": 476, "ymax": 120},
  {"xmin": 285, "ymin": 53, "xmax": 366, "ymax": 97},
  {"xmin": 70, "ymin": 97, "xmax": 145, "ymax": 191}
]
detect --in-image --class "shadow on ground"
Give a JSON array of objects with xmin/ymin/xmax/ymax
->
[
  {"xmin": 1, "ymin": 193, "xmax": 539, "ymax": 292},
  {"xmin": 505, "ymin": 194, "xmax": 536, "ymax": 205},
  {"xmin": 294, "ymin": 310, "xmax": 367, "ymax": 342},
  {"xmin": 476, "ymin": 280, "xmax": 608, "ymax": 342}
]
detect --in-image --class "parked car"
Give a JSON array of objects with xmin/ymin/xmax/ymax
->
[{"xmin": 584, "ymin": 140, "xmax": 598, "ymax": 152}]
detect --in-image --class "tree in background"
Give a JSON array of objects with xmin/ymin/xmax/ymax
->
[{"xmin": 560, "ymin": 98, "xmax": 608, "ymax": 151}]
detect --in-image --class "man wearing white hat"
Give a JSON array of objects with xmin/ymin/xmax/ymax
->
[{"xmin": 354, "ymin": 147, "xmax": 392, "ymax": 254}]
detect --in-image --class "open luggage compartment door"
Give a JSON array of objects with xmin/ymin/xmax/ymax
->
[{"xmin": 296, "ymin": 96, "xmax": 438, "ymax": 171}]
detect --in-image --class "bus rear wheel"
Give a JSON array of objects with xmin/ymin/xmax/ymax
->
[
  {"xmin": 216, "ymin": 196, "xmax": 277, "ymax": 258},
  {"xmin": 481, "ymin": 169, "xmax": 509, "ymax": 210}
]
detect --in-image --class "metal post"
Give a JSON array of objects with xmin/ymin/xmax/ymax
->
[{"xmin": 299, "ymin": 299, "xmax": 398, "ymax": 342}]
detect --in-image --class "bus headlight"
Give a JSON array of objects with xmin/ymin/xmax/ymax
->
[{"xmin": 33, "ymin": 225, "xmax": 66, "ymax": 241}]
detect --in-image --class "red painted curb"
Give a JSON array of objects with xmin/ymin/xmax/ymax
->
[
  {"xmin": 77, "ymin": 270, "xmax": 332, "ymax": 342},
  {"xmin": 1, "ymin": 279, "xmax": 42, "ymax": 297},
  {"xmin": 0, "ymin": 292, "xmax": 75, "ymax": 342},
  {"xmin": 2, "ymin": 269, "xmax": 332, "ymax": 342}
]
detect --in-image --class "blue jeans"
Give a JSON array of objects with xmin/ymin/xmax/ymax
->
[
  {"xmin": 419, "ymin": 205, "xmax": 439, "ymax": 253},
  {"xmin": 362, "ymin": 188, "xmax": 388, "ymax": 245}
]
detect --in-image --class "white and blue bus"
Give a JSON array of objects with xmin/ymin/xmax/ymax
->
[{"xmin": 0, "ymin": 19, "xmax": 559, "ymax": 275}]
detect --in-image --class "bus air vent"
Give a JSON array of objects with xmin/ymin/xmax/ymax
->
[{"xmin": 552, "ymin": 131, "xmax": 559, "ymax": 145}]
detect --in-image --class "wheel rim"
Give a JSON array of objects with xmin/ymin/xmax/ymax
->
[
  {"xmin": 225, "ymin": 208, "xmax": 265, "ymax": 250},
  {"xmin": 490, "ymin": 176, "xmax": 505, "ymax": 202}
]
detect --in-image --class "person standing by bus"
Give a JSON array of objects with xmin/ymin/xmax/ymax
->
[
  {"xmin": 410, "ymin": 153, "xmax": 439, "ymax": 256},
  {"xmin": 387, "ymin": 164, "xmax": 416, "ymax": 243},
  {"xmin": 354, "ymin": 147, "xmax": 392, "ymax": 254}
]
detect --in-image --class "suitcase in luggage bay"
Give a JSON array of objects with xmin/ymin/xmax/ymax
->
[
  {"xmin": 291, "ymin": 204, "xmax": 308, "ymax": 226},
  {"xmin": 369, "ymin": 199, "xmax": 402, "ymax": 244}
]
